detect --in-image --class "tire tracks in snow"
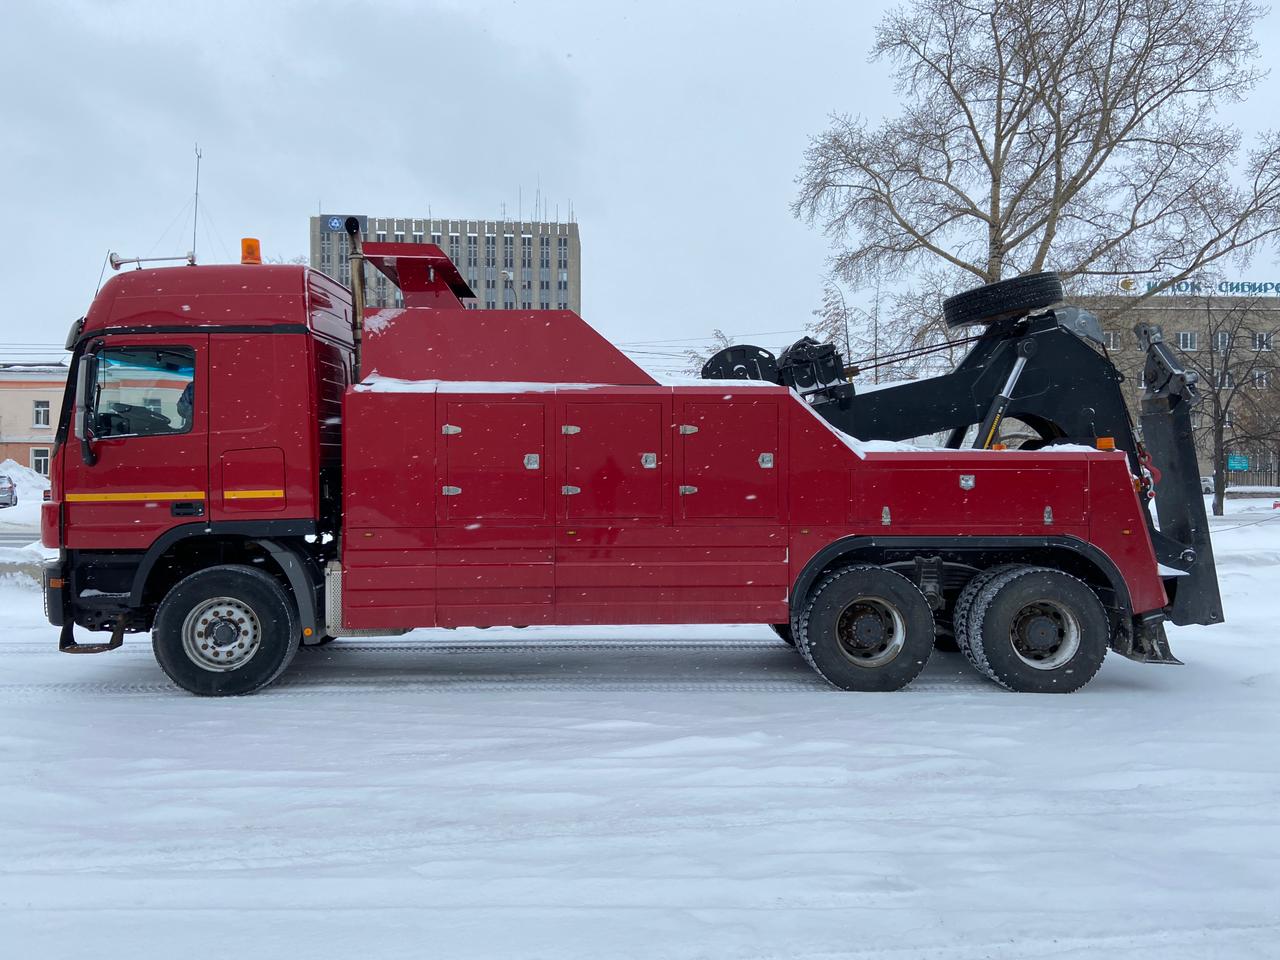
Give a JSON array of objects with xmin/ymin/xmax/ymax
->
[{"xmin": 0, "ymin": 638, "xmax": 994, "ymax": 698}]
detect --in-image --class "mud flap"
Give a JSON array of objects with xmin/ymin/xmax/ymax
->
[
  {"xmin": 1135, "ymin": 323, "xmax": 1224, "ymax": 627},
  {"xmin": 1113, "ymin": 612, "xmax": 1183, "ymax": 665}
]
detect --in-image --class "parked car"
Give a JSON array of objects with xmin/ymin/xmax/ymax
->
[
  {"xmin": 0, "ymin": 474, "xmax": 16, "ymax": 507},
  {"xmin": 1201, "ymin": 476, "xmax": 1214, "ymax": 494}
]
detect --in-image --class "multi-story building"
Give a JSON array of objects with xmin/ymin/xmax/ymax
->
[
  {"xmin": 0, "ymin": 362, "xmax": 68, "ymax": 475},
  {"xmin": 308, "ymin": 215, "xmax": 582, "ymax": 313},
  {"xmin": 1082, "ymin": 292, "xmax": 1280, "ymax": 486}
]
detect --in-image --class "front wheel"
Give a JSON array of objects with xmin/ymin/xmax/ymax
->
[
  {"xmin": 797, "ymin": 565, "xmax": 936, "ymax": 691},
  {"xmin": 152, "ymin": 564, "xmax": 300, "ymax": 696}
]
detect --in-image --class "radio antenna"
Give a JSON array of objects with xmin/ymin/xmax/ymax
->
[{"xmin": 191, "ymin": 144, "xmax": 203, "ymax": 264}]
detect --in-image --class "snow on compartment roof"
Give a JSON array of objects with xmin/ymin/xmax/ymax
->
[{"xmin": 355, "ymin": 376, "xmax": 616, "ymax": 393}]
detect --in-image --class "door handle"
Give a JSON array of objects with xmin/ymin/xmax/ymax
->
[{"xmin": 171, "ymin": 501, "xmax": 205, "ymax": 517}]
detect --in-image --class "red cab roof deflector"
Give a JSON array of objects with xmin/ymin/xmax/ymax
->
[{"xmin": 363, "ymin": 242, "xmax": 475, "ymax": 307}]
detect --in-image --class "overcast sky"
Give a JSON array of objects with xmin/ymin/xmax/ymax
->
[{"xmin": 3, "ymin": 0, "xmax": 1278, "ymax": 373}]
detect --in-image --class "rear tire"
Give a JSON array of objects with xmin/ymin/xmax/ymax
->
[
  {"xmin": 966, "ymin": 566, "xmax": 1108, "ymax": 693},
  {"xmin": 943, "ymin": 272, "xmax": 1063, "ymax": 329},
  {"xmin": 797, "ymin": 566, "xmax": 935, "ymax": 691},
  {"xmin": 152, "ymin": 564, "xmax": 300, "ymax": 696},
  {"xmin": 953, "ymin": 564, "xmax": 1020, "ymax": 660},
  {"xmin": 770, "ymin": 623, "xmax": 796, "ymax": 646}
]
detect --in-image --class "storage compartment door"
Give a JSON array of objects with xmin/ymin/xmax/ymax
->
[
  {"xmin": 679, "ymin": 400, "xmax": 780, "ymax": 520},
  {"xmin": 442, "ymin": 401, "xmax": 547, "ymax": 521},
  {"xmin": 563, "ymin": 401, "xmax": 664, "ymax": 520}
]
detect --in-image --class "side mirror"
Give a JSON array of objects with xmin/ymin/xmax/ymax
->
[{"xmin": 74, "ymin": 352, "xmax": 98, "ymax": 465}]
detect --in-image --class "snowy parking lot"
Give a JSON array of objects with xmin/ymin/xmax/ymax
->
[{"xmin": 3, "ymin": 507, "xmax": 1278, "ymax": 959}]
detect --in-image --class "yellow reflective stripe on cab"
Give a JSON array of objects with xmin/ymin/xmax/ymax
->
[
  {"xmin": 66, "ymin": 491, "xmax": 206, "ymax": 503},
  {"xmin": 223, "ymin": 489, "xmax": 285, "ymax": 500}
]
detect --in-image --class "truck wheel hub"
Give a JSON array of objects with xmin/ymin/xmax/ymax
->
[
  {"xmin": 851, "ymin": 612, "xmax": 886, "ymax": 645},
  {"xmin": 181, "ymin": 597, "xmax": 262, "ymax": 672},
  {"xmin": 1010, "ymin": 601, "xmax": 1080, "ymax": 670},
  {"xmin": 209, "ymin": 619, "xmax": 239, "ymax": 647},
  {"xmin": 836, "ymin": 597, "xmax": 905, "ymax": 668}
]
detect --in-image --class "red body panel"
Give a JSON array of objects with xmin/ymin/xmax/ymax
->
[{"xmin": 340, "ymin": 378, "xmax": 1167, "ymax": 630}]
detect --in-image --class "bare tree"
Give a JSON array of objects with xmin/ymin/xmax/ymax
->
[
  {"xmin": 813, "ymin": 271, "xmax": 982, "ymax": 381},
  {"xmin": 682, "ymin": 329, "xmax": 734, "ymax": 377},
  {"xmin": 795, "ymin": 0, "xmax": 1280, "ymax": 334}
]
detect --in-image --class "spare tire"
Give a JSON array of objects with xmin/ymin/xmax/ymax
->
[{"xmin": 942, "ymin": 272, "xmax": 1063, "ymax": 329}]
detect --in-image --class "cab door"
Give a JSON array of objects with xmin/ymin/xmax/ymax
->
[{"xmin": 61, "ymin": 337, "xmax": 209, "ymax": 550}]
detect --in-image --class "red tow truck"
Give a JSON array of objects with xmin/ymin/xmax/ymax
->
[{"xmin": 43, "ymin": 224, "xmax": 1221, "ymax": 695}]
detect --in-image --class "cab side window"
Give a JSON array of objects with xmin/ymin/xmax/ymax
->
[{"xmin": 94, "ymin": 347, "xmax": 196, "ymax": 439}]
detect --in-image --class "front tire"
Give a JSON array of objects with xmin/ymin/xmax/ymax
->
[
  {"xmin": 797, "ymin": 565, "xmax": 935, "ymax": 691},
  {"xmin": 152, "ymin": 564, "xmax": 300, "ymax": 696},
  {"xmin": 965, "ymin": 567, "xmax": 1108, "ymax": 693}
]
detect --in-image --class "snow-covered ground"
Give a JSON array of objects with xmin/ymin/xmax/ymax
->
[{"xmin": 2, "ymin": 516, "xmax": 1278, "ymax": 959}]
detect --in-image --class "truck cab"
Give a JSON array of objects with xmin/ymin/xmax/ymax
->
[
  {"xmin": 44, "ymin": 264, "xmax": 353, "ymax": 665},
  {"xmin": 44, "ymin": 241, "xmax": 1213, "ymax": 697}
]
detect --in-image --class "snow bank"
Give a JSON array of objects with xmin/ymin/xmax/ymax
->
[{"xmin": 0, "ymin": 459, "xmax": 50, "ymax": 500}]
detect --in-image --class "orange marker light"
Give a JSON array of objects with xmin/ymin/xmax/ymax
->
[
  {"xmin": 241, "ymin": 237, "xmax": 262, "ymax": 265},
  {"xmin": 1096, "ymin": 436, "xmax": 1116, "ymax": 450}
]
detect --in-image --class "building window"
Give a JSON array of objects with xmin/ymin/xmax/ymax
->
[
  {"xmin": 394, "ymin": 233, "xmax": 404, "ymax": 244},
  {"xmin": 32, "ymin": 399, "xmax": 50, "ymax": 427},
  {"xmin": 1216, "ymin": 331, "xmax": 1231, "ymax": 353},
  {"xmin": 1101, "ymin": 330, "xmax": 1120, "ymax": 351},
  {"xmin": 485, "ymin": 300, "xmax": 496, "ymax": 309},
  {"xmin": 1253, "ymin": 332, "xmax": 1274, "ymax": 352},
  {"xmin": 376, "ymin": 232, "xmax": 387, "ymax": 243},
  {"xmin": 1177, "ymin": 331, "xmax": 1198, "ymax": 351},
  {"xmin": 30, "ymin": 448, "xmax": 50, "ymax": 476},
  {"xmin": 1255, "ymin": 369, "xmax": 1272, "ymax": 389},
  {"xmin": 1218, "ymin": 370, "xmax": 1235, "ymax": 389}
]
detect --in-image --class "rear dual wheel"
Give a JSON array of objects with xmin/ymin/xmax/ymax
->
[
  {"xmin": 796, "ymin": 566, "xmax": 936, "ymax": 691},
  {"xmin": 958, "ymin": 566, "xmax": 1108, "ymax": 693}
]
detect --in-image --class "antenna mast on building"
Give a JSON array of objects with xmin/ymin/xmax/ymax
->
[{"xmin": 191, "ymin": 144, "xmax": 203, "ymax": 264}]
